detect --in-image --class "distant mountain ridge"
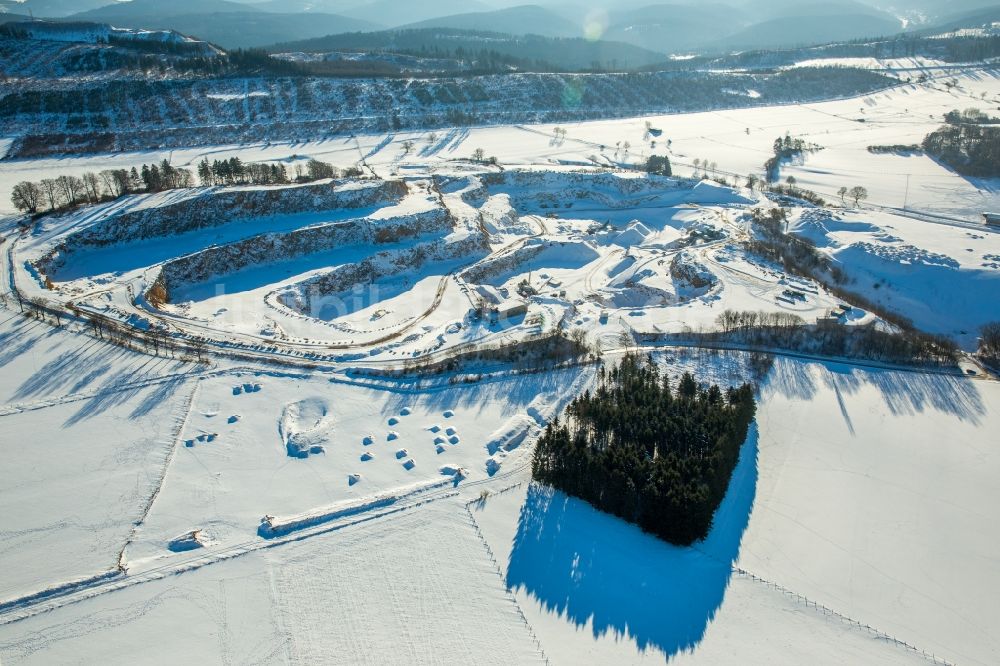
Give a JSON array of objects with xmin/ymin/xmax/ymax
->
[
  {"xmin": 710, "ymin": 12, "xmax": 902, "ymax": 51},
  {"xmin": 338, "ymin": 0, "xmax": 496, "ymax": 26},
  {"xmin": 383, "ymin": 1, "xmax": 905, "ymax": 54},
  {"xmin": 50, "ymin": 0, "xmax": 994, "ymax": 52},
  {"xmin": 74, "ymin": 0, "xmax": 262, "ymax": 19},
  {"xmin": 69, "ymin": 0, "xmax": 382, "ymax": 48},
  {"xmin": 0, "ymin": 0, "xmax": 109, "ymax": 17},
  {"xmin": 272, "ymin": 27, "xmax": 672, "ymax": 70},
  {"xmin": 918, "ymin": 5, "xmax": 1000, "ymax": 36},
  {"xmin": 401, "ymin": 5, "xmax": 581, "ymax": 38},
  {"xmin": 601, "ymin": 4, "xmax": 751, "ymax": 52}
]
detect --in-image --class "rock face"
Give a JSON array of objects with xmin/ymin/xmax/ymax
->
[
  {"xmin": 670, "ymin": 251, "xmax": 717, "ymax": 293},
  {"xmin": 280, "ymin": 233, "xmax": 489, "ymax": 314},
  {"xmin": 37, "ymin": 179, "xmax": 408, "ymax": 274},
  {"xmin": 158, "ymin": 207, "xmax": 453, "ymax": 290}
]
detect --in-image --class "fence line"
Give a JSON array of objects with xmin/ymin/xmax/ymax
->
[
  {"xmin": 463, "ymin": 484, "xmax": 550, "ymax": 665},
  {"xmin": 733, "ymin": 567, "xmax": 955, "ymax": 665}
]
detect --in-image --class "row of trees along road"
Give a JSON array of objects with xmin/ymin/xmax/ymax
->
[{"xmin": 11, "ymin": 158, "xmax": 342, "ymax": 215}]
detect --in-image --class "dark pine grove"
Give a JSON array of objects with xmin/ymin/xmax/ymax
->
[{"xmin": 531, "ymin": 354, "xmax": 756, "ymax": 546}]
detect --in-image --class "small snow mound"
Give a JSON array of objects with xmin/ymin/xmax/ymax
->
[
  {"xmin": 484, "ymin": 415, "xmax": 534, "ymax": 454},
  {"xmin": 168, "ymin": 530, "xmax": 207, "ymax": 553},
  {"xmin": 363, "ymin": 435, "xmax": 374, "ymax": 446},
  {"xmin": 428, "ymin": 424, "xmax": 442, "ymax": 433},
  {"xmin": 445, "ymin": 427, "xmax": 457, "ymax": 436},
  {"xmin": 614, "ymin": 220, "xmax": 653, "ymax": 247},
  {"xmin": 387, "ymin": 431, "xmax": 400, "ymax": 441},
  {"xmin": 388, "ymin": 417, "xmax": 400, "ymax": 426},
  {"xmin": 440, "ymin": 465, "xmax": 467, "ymax": 478},
  {"xmin": 280, "ymin": 398, "xmax": 333, "ymax": 459},
  {"xmin": 434, "ymin": 436, "xmax": 446, "ymax": 445},
  {"xmin": 361, "ymin": 452, "xmax": 375, "ymax": 462},
  {"xmin": 232, "ymin": 386, "xmax": 243, "ymax": 396},
  {"xmin": 402, "ymin": 459, "xmax": 416, "ymax": 470},
  {"xmin": 686, "ymin": 180, "xmax": 755, "ymax": 205},
  {"xmin": 400, "ymin": 407, "xmax": 412, "ymax": 416},
  {"xmin": 486, "ymin": 458, "xmax": 502, "ymax": 477},
  {"xmin": 348, "ymin": 474, "xmax": 362, "ymax": 486},
  {"xmin": 395, "ymin": 448, "xmax": 408, "ymax": 459},
  {"xmin": 449, "ymin": 435, "xmax": 461, "ymax": 445},
  {"xmin": 227, "ymin": 415, "xmax": 240, "ymax": 424},
  {"xmin": 443, "ymin": 410, "xmax": 455, "ymax": 418},
  {"xmin": 436, "ymin": 445, "xmax": 446, "ymax": 454}
]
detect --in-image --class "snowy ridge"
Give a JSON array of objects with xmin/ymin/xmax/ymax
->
[
  {"xmin": 0, "ymin": 570, "xmax": 123, "ymax": 617},
  {"xmin": 2, "ymin": 67, "xmax": 894, "ymax": 158},
  {"xmin": 485, "ymin": 169, "xmax": 690, "ymax": 211},
  {"xmin": 157, "ymin": 207, "xmax": 454, "ymax": 289},
  {"xmin": 258, "ymin": 478, "xmax": 454, "ymax": 538},
  {"xmin": 285, "ymin": 233, "xmax": 489, "ymax": 306},
  {"xmin": 461, "ymin": 240, "xmax": 547, "ymax": 285},
  {"xmin": 45, "ymin": 179, "xmax": 406, "ymax": 256},
  {"xmin": 4, "ymin": 21, "xmax": 218, "ymax": 55}
]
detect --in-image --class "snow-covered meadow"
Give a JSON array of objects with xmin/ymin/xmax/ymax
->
[{"xmin": 2, "ymin": 318, "xmax": 997, "ymax": 664}]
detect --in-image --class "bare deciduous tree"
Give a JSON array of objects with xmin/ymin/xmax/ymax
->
[
  {"xmin": 10, "ymin": 181, "xmax": 42, "ymax": 214},
  {"xmin": 39, "ymin": 179, "xmax": 61, "ymax": 211},
  {"xmin": 82, "ymin": 172, "xmax": 102, "ymax": 203},
  {"xmin": 849, "ymin": 186, "xmax": 868, "ymax": 207}
]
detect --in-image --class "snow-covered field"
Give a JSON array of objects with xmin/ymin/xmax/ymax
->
[
  {"xmin": 1, "ymin": 315, "xmax": 997, "ymax": 664},
  {"xmin": 1, "ymin": 61, "xmax": 999, "ymax": 664},
  {"xmin": 473, "ymin": 357, "xmax": 1000, "ymax": 666}
]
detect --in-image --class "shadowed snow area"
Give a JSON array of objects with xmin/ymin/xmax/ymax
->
[{"xmin": 505, "ymin": 426, "xmax": 758, "ymax": 660}]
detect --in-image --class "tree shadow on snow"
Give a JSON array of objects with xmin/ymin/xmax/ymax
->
[
  {"xmin": 13, "ymin": 338, "xmax": 124, "ymax": 401},
  {"xmin": 765, "ymin": 358, "xmax": 986, "ymax": 425},
  {"xmin": 380, "ymin": 367, "xmax": 585, "ymax": 420},
  {"xmin": 505, "ymin": 425, "xmax": 759, "ymax": 661},
  {"xmin": 0, "ymin": 316, "xmax": 46, "ymax": 369},
  {"xmin": 922, "ymin": 152, "xmax": 1000, "ymax": 194},
  {"xmin": 128, "ymin": 378, "xmax": 187, "ymax": 420}
]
